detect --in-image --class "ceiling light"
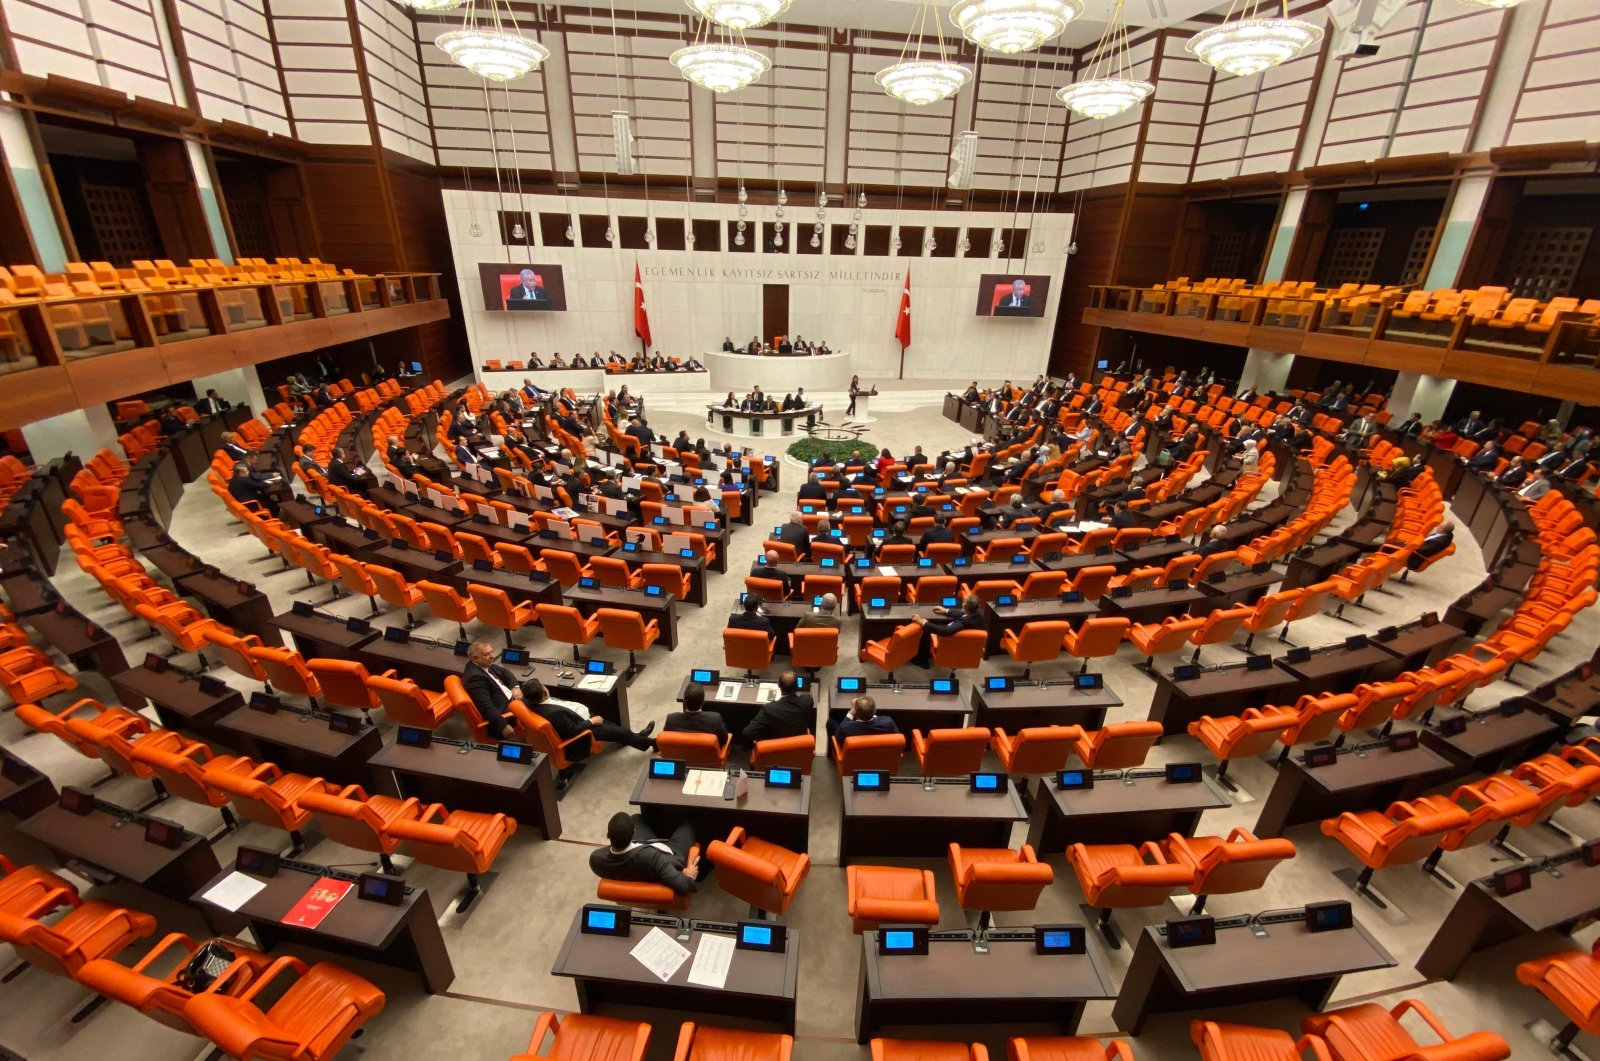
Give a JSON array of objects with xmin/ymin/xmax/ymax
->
[
  {"xmin": 395, "ymin": 0, "xmax": 466, "ymax": 10},
  {"xmin": 685, "ymin": 0, "xmax": 790, "ymax": 29},
  {"xmin": 1187, "ymin": 1, "xmax": 1324, "ymax": 78},
  {"xmin": 671, "ymin": 25, "xmax": 770, "ymax": 93},
  {"xmin": 877, "ymin": 59, "xmax": 972, "ymax": 105},
  {"xmin": 951, "ymin": 0, "xmax": 1082, "ymax": 54},
  {"xmin": 436, "ymin": 1, "xmax": 548, "ymax": 81},
  {"xmin": 1055, "ymin": 0, "xmax": 1153, "ymax": 120}
]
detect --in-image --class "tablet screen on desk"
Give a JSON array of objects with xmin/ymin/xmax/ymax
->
[
  {"xmin": 397, "ymin": 726, "xmax": 431, "ymax": 748},
  {"xmin": 454, "ymin": 641, "xmax": 472, "ymax": 657},
  {"xmin": 501, "ymin": 648, "xmax": 528, "ymax": 666},
  {"xmin": 940, "ymin": 596, "xmax": 959, "ymax": 609},
  {"xmin": 930, "ymin": 678, "xmax": 957, "ymax": 696},
  {"xmin": 680, "ymin": 548, "xmax": 696, "ymax": 559},
  {"xmin": 852, "ymin": 771, "xmax": 888, "ymax": 791},
  {"xmin": 969, "ymin": 772, "xmax": 1005, "ymax": 793},
  {"xmin": 917, "ymin": 558, "xmax": 934, "ymax": 568},
  {"xmin": 586, "ymin": 659, "xmax": 611, "ymax": 675},
  {"xmin": 291, "ymin": 601, "xmax": 315, "ymax": 618},
  {"xmin": 649, "ymin": 759, "xmax": 686, "ymax": 780},
  {"xmin": 60, "ymin": 786, "xmax": 94, "ymax": 815},
  {"xmin": 996, "ymin": 595, "xmax": 1017, "ymax": 607},
  {"xmin": 579, "ymin": 577, "xmax": 598, "ymax": 589},
  {"xmin": 580, "ymin": 905, "xmax": 631, "ymax": 936},
  {"xmin": 1062, "ymin": 591, "xmax": 1084, "ymax": 603},
  {"xmin": 384, "ymin": 627, "xmax": 411, "ymax": 644},
  {"xmin": 645, "ymin": 584, "xmax": 664, "ymax": 596},
  {"xmin": 764, "ymin": 767, "xmax": 801, "ymax": 789},
  {"xmin": 496, "ymin": 742, "xmax": 532, "ymax": 764},
  {"xmin": 691, "ymin": 668, "xmax": 719, "ymax": 685},
  {"xmin": 1075, "ymin": 673, "xmax": 1103, "ymax": 690},
  {"xmin": 986, "ymin": 676, "xmax": 1013, "ymax": 693},
  {"xmin": 1056, "ymin": 769, "xmax": 1094, "ymax": 790},
  {"xmin": 144, "ymin": 653, "xmax": 170, "ymax": 673},
  {"xmin": 838, "ymin": 676, "xmax": 864, "ymax": 694},
  {"xmin": 736, "ymin": 921, "xmax": 786, "ymax": 952},
  {"xmin": 345, "ymin": 616, "xmax": 371, "ymax": 634},
  {"xmin": 1165, "ymin": 762, "xmax": 1201, "ymax": 784},
  {"xmin": 877, "ymin": 925, "xmax": 928, "ymax": 956},
  {"xmin": 1165, "ymin": 916, "xmax": 1216, "ymax": 948},
  {"xmin": 1035, "ymin": 924, "xmax": 1086, "ymax": 954},
  {"xmin": 1302, "ymin": 746, "xmax": 1338, "ymax": 768},
  {"xmin": 1376, "ymin": 625, "xmax": 1398, "ymax": 643}
]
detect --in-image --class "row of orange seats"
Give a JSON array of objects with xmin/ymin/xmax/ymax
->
[{"xmin": 0, "ymin": 258, "xmax": 361, "ymax": 305}]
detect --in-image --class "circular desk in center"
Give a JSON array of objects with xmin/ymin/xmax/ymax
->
[{"xmin": 706, "ymin": 349, "xmax": 854, "ymax": 394}]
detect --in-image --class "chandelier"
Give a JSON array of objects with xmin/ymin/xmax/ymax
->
[
  {"xmin": 685, "ymin": 0, "xmax": 790, "ymax": 30},
  {"xmin": 436, "ymin": 0, "xmax": 548, "ymax": 81},
  {"xmin": 877, "ymin": 0, "xmax": 971, "ymax": 105},
  {"xmin": 1187, "ymin": 0, "xmax": 1324, "ymax": 78},
  {"xmin": 394, "ymin": 0, "xmax": 465, "ymax": 9},
  {"xmin": 672, "ymin": 21, "xmax": 771, "ymax": 92},
  {"xmin": 1055, "ymin": 0, "xmax": 1152, "ymax": 119},
  {"xmin": 950, "ymin": 0, "xmax": 1082, "ymax": 54}
]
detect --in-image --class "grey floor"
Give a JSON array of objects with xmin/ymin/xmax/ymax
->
[{"xmin": 3, "ymin": 378, "xmax": 1598, "ymax": 1060}]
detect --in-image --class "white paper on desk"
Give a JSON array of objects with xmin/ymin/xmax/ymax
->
[
  {"xmin": 715, "ymin": 681, "xmax": 741, "ymax": 702},
  {"xmin": 687, "ymin": 931, "xmax": 735, "ymax": 989},
  {"xmin": 630, "ymin": 927, "xmax": 690, "ymax": 983},
  {"xmin": 202, "ymin": 871, "xmax": 267, "ymax": 912},
  {"xmin": 877, "ymin": 565, "xmax": 897, "ymax": 577},
  {"xmin": 577, "ymin": 673, "xmax": 615, "ymax": 693},
  {"xmin": 682, "ymin": 769, "xmax": 726, "ymax": 797},
  {"xmin": 756, "ymin": 682, "xmax": 780, "ymax": 703}
]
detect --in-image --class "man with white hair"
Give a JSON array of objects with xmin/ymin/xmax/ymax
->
[{"xmin": 798, "ymin": 593, "xmax": 842, "ymax": 629}]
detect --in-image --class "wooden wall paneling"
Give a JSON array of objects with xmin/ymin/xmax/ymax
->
[
  {"xmin": 139, "ymin": 137, "xmax": 216, "ymax": 261},
  {"xmin": 64, "ymin": 346, "xmax": 173, "ymax": 406},
  {"xmin": 1456, "ymin": 175, "xmax": 1521, "ymax": 289},
  {"xmin": 1048, "ymin": 184, "xmax": 1126, "ymax": 379},
  {"xmin": 1281, "ymin": 187, "xmax": 1337, "ymax": 280},
  {"xmin": 0, "ymin": 366, "xmax": 76, "ymax": 426},
  {"xmin": 1112, "ymin": 184, "xmax": 1185, "ymax": 286},
  {"xmin": 300, "ymin": 153, "xmax": 400, "ymax": 273}
]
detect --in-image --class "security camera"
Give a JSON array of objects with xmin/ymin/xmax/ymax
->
[{"xmin": 1325, "ymin": 0, "xmax": 1409, "ymax": 60}]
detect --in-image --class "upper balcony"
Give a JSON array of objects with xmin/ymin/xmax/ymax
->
[
  {"xmin": 0, "ymin": 258, "xmax": 448, "ymax": 429},
  {"xmin": 1085, "ymin": 281, "xmax": 1600, "ymax": 402}
]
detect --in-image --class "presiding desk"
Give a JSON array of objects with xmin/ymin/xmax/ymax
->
[
  {"xmin": 1416, "ymin": 855, "xmax": 1600, "ymax": 981},
  {"xmin": 856, "ymin": 929, "xmax": 1116, "ymax": 1043},
  {"xmin": 19, "ymin": 801, "xmax": 220, "ymax": 903},
  {"xmin": 1111, "ymin": 914, "xmax": 1397, "ymax": 1034},
  {"xmin": 839, "ymin": 777, "xmax": 1026, "ymax": 864},
  {"xmin": 969, "ymin": 680, "xmax": 1123, "ymax": 731},
  {"xmin": 1026, "ymin": 772, "xmax": 1230, "ymax": 851},
  {"xmin": 193, "ymin": 859, "xmax": 454, "ymax": 994},
  {"xmin": 552, "ymin": 912, "xmax": 799, "ymax": 1032},
  {"xmin": 706, "ymin": 404, "xmax": 825, "ymax": 439},
  {"xmin": 1252, "ymin": 741, "xmax": 1454, "ymax": 838},
  {"xmin": 629, "ymin": 763, "xmax": 812, "ymax": 853},
  {"xmin": 368, "ymin": 738, "xmax": 561, "ymax": 838}
]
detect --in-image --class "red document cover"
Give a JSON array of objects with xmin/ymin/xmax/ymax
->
[{"xmin": 281, "ymin": 877, "xmax": 353, "ymax": 929}]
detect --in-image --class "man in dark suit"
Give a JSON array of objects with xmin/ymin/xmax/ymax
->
[
  {"xmin": 742, "ymin": 671, "xmax": 814, "ymax": 746},
  {"xmin": 462, "ymin": 644, "xmax": 654, "ymax": 751},
  {"xmin": 218, "ymin": 432, "xmax": 250, "ymax": 462},
  {"xmin": 1495, "ymin": 456, "xmax": 1529, "ymax": 490},
  {"xmin": 993, "ymin": 279, "xmax": 1033, "ymax": 316},
  {"xmin": 917, "ymin": 515, "xmax": 956, "ymax": 552},
  {"xmin": 721, "ymin": 337, "xmax": 736, "ymax": 352},
  {"xmin": 747, "ymin": 337, "xmax": 761, "ymax": 354},
  {"xmin": 778, "ymin": 337, "xmax": 793, "ymax": 354},
  {"xmin": 387, "ymin": 441, "xmax": 422, "ymax": 479},
  {"xmin": 828, "ymin": 694, "xmax": 898, "ymax": 741},
  {"xmin": 507, "ymin": 269, "xmax": 550, "ymax": 307},
  {"xmin": 728, "ymin": 594, "xmax": 775, "ymax": 636},
  {"xmin": 327, "ymin": 448, "xmax": 372, "ymax": 497},
  {"xmin": 903, "ymin": 446, "xmax": 928, "ymax": 471},
  {"xmin": 589, "ymin": 812, "xmax": 699, "ymax": 895},
  {"xmin": 625, "ymin": 418, "xmax": 656, "ymax": 450},
  {"xmin": 796, "ymin": 475, "xmax": 830, "ymax": 506},
  {"xmin": 911, "ymin": 595, "xmax": 985, "ymax": 665},
  {"xmin": 663, "ymin": 683, "xmax": 728, "ymax": 743},
  {"xmin": 296, "ymin": 448, "xmax": 326, "ymax": 478},
  {"xmin": 227, "ymin": 461, "xmax": 278, "ymax": 517},
  {"xmin": 878, "ymin": 520, "xmax": 914, "ymax": 550},
  {"xmin": 1196, "ymin": 527, "xmax": 1231, "ymax": 558},
  {"xmin": 776, "ymin": 512, "xmax": 812, "ymax": 558},
  {"xmin": 1466, "ymin": 442, "xmax": 1501, "ymax": 471},
  {"xmin": 195, "ymin": 389, "xmax": 231, "ymax": 416}
]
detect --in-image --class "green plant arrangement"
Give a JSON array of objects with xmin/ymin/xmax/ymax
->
[{"xmin": 785, "ymin": 437, "xmax": 880, "ymax": 464}]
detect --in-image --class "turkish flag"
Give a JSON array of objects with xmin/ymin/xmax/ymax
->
[
  {"xmin": 894, "ymin": 270, "xmax": 911, "ymax": 348},
  {"xmin": 633, "ymin": 263, "xmax": 652, "ymax": 349}
]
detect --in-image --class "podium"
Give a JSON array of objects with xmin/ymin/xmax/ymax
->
[{"xmin": 847, "ymin": 389, "xmax": 877, "ymax": 423}]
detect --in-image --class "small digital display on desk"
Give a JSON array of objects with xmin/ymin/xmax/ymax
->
[
  {"xmin": 580, "ymin": 904, "xmax": 631, "ymax": 935},
  {"xmin": 765, "ymin": 767, "xmax": 801, "ymax": 789},
  {"xmin": 1035, "ymin": 924, "xmax": 1086, "ymax": 954},
  {"xmin": 969, "ymin": 772, "xmax": 1004, "ymax": 793},
  {"xmin": 853, "ymin": 771, "xmax": 887, "ymax": 791},
  {"xmin": 878, "ymin": 925, "xmax": 928, "ymax": 955},
  {"xmin": 650, "ymin": 759, "xmax": 686, "ymax": 780},
  {"xmin": 986, "ymin": 676, "xmax": 1013, "ymax": 692}
]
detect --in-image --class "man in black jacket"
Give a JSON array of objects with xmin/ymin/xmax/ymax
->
[
  {"xmin": 461, "ymin": 643, "xmax": 654, "ymax": 752},
  {"xmin": 910, "ymin": 594, "xmax": 985, "ymax": 665},
  {"xmin": 742, "ymin": 671, "xmax": 814, "ymax": 746},
  {"xmin": 227, "ymin": 461, "xmax": 278, "ymax": 516},
  {"xmin": 387, "ymin": 441, "xmax": 422, "ymax": 479},
  {"xmin": 917, "ymin": 515, "xmax": 956, "ymax": 551},
  {"xmin": 727, "ymin": 594, "xmax": 775, "ymax": 636},
  {"xmin": 797, "ymin": 474, "xmax": 830, "ymax": 506},
  {"xmin": 589, "ymin": 812, "xmax": 699, "ymax": 894},
  {"xmin": 775, "ymin": 512, "xmax": 812, "ymax": 557},
  {"xmin": 195, "ymin": 389, "xmax": 231, "ymax": 416},
  {"xmin": 219, "ymin": 432, "xmax": 250, "ymax": 461},
  {"xmin": 664, "ymin": 683, "xmax": 729, "ymax": 742},
  {"xmin": 327, "ymin": 448, "xmax": 372, "ymax": 497}
]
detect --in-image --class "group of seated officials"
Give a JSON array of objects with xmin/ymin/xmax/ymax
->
[
  {"xmin": 718, "ymin": 385, "xmax": 815, "ymax": 414},
  {"xmin": 721, "ymin": 335, "xmax": 832, "ymax": 356},
  {"xmin": 521, "ymin": 351, "xmax": 705, "ymax": 372}
]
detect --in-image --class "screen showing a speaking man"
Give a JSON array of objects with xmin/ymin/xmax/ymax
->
[
  {"xmin": 478, "ymin": 263, "xmax": 568, "ymax": 311},
  {"xmin": 977, "ymin": 274, "xmax": 1050, "ymax": 317}
]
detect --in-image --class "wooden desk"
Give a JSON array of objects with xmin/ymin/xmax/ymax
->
[
  {"xmin": 1421, "ymin": 709, "xmax": 1561, "ymax": 779},
  {"xmin": 109, "ymin": 664, "xmax": 244, "ymax": 747},
  {"xmin": 1530, "ymin": 666, "xmax": 1600, "ymax": 725},
  {"xmin": 857, "ymin": 931, "xmax": 1116, "ymax": 1043},
  {"xmin": 304, "ymin": 519, "xmax": 385, "ymax": 561},
  {"xmin": 948, "ymin": 559, "xmax": 1040, "ymax": 586},
  {"xmin": 1375, "ymin": 620, "xmax": 1463, "ymax": 670},
  {"xmin": 839, "ymin": 778, "xmax": 1026, "ymax": 864},
  {"xmin": 177, "ymin": 570, "xmax": 283, "ymax": 646},
  {"xmin": 1196, "ymin": 566, "xmax": 1284, "ymax": 608},
  {"xmin": 1101, "ymin": 586, "xmax": 1210, "ymax": 624},
  {"xmin": 215, "ymin": 704, "xmax": 383, "ymax": 787},
  {"xmin": 23, "ymin": 607, "xmax": 129, "ymax": 678},
  {"xmin": 827, "ymin": 683, "xmax": 971, "ymax": 738},
  {"xmin": 1026, "ymin": 774, "xmax": 1230, "ymax": 852},
  {"xmin": 1445, "ymin": 584, "xmax": 1524, "ymax": 637},
  {"xmin": 360, "ymin": 641, "xmax": 631, "ymax": 727},
  {"xmin": 564, "ymin": 584, "xmax": 679, "ymax": 650},
  {"xmin": 858, "ymin": 603, "xmax": 924, "ymax": 655},
  {"xmin": 629, "ymin": 764, "xmax": 811, "ymax": 852},
  {"xmin": 552, "ymin": 912, "xmax": 798, "ymax": 1032},
  {"xmin": 1252, "ymin": 743, "xmax": 1455, "ymax": 838},
  {"xmin": 447, "ymin": 563, "xmax": 562, "ymax": 606},
  {"xmin": 1416, "ymin": 859, "xmax": 1600, "ymax": 981},
  {"xmin": 20, "ymin": 803, "xmax": 220, "ymax": 902},
  {"xmin": 368, "ymin": 740, "xmax": 561, "ymax": 838},
  {"xmin": 980, "ymin": 598, "xmax": 1101, "ymax": 655},
  {"xmin": 1277, "ymin": 642, "xmax": 1405, "ymax": 695},
  {"xmin": 1112, "ymin": 918, "xmax": 1396, "ymax": 1034},
  {"xmin": 269, "ymin": 609, "xmax": 380, "ymax": 660},
  {"xmin": 1117, "ymin": 539, "xmax": 1199, "ymax": 570},
  {"xmin": 1283, "ymin": 542, "xmax": 1361, "ymax": 590},
  {"xmin": 969, "ymin": 681, "xmax": 1122, "ymax": 731},
  {"xmin": 676, "ymin": 676, "xmax": 817, "ymax": 735},
  {"xmin": 193, "ymin": 862, "xmax": 454, "ymax": 994},
  {"xmin": 1147, "ymin": 664, "xmax": 1301, "ymax": 736},
  {"xmin": 0, "ymin": 750, "xmax": 57, "ymax": 819},
  {"xmin": 365, "ymin": 541, "xmax": 464, "ymax": 585},
  {"xmin": 0, "ymin": 570, "xmax": 57, "ymax": 615}
]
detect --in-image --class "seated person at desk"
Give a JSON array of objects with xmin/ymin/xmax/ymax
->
[
  {"xmin": 387, "ymin": 440, "xmax": 423, "ymax": 478},
  {"xmin": 228, "ymin": 460, "xmax": 279, "ymax": 517},
  {"xmin": 918, "ymin": 514, "xmax": 957, "ymax": 551},
  {"xmin": 219, "ymin": 431, "xmax": 250, "ymax": 461},
  {"xmin": 296, "ymin": 447, "xmax": 327, "ymax": 478},
  {"xmin": 1106, "ymin": 500, "xmax": 1137, "ymax": 529},
  {"xmin": 664, "ymin": 683, "xmax": 729, "ymax": 742},
  {"xmin": 742, "ymin": 671, "xmax": 814, "ymax": 746},
  {"xmin": 195, "ymin": 388, "xmax": 231, "ymax": 415},
  {"xmin": 550, "ymin": 354, "xmax": 567, "ymax": 369},
  {"xmin": 454, "ymin": 439, "xmax": 480, "ymax": 466},
  {"xmin": 1518, "ymin": 469, "xmax": 1553, "ymax": 501},
  {"xmin": 781, "ymin": 392, "xmax": 802, "ymax": 411},
  {"xmin": 828, "ymin": 695, "xmax": 897, "ymax": 741},
  {"xmin": 878, "ymin": 521, "xmax": 914, "ymax": 550},
  {"xmin": 682, "ymin": 355, "xmax": 704, "ymax": 371},
  {"xmin": 1496, "ymin": 456, "xmax": 1530, "ymax": 490},
  {"xmin": 911, "ymin": 595, "xmax": 984, "ymax": 664},
  {"xmin": 1407, "ymin": 525, "xmax": 1454, "ymax": 570},
  {"xmin": 1466, "ymin": 441, "xmax": 1501, "ymax": 471},
  {"xmin": 328, "ymin": 447, "xmax": 373, "ymax": 496},
  {"xmin": 462, "ymin": 645, "xmax": 656, "ymax": 752},
  {"xmin": 1196, "ymin": 525, "xmax": 1231, "ymax": 557},
  {"xmin": 722, "ymin": 336, "xmax": 736, "ymax": 352},
  {"xmin": 799, "ymin": 593, "xmax": 842, "ymax": 629},
  {"xmin": 746, "ymin": 336, "xmax": 762, "ymax": 354},
  {"xmin": 904, "ymin": 445, "xmax": 929, "ymax": 471},
  {"xmin": 448, "ymin": 412, "xmax": 477, "ymax": 441},
  {"xmin": 728, "ymin": 593, "xmax": 775, "ymax": 636},
  {"xmin": 776, "ymin": 512, "xmax": 812, "ymax": 557},
  {"xmin": 625, "ymin": 417, "xmax": 657, "ymax": 450},
  {"xmin": 590, "ymin": 812, "xmax": 700, "ymax": 894},
  {"xmin": 797, "ymin": 473, "xmax": 830, "ymax": 506}
]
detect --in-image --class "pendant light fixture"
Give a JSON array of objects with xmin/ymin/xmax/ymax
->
[
  {"xmin": 1187, "ymin": 0, "xmax": 1324, "ymax": 78},
  {"xmin": 436, "ymin": 0, "xmax": 549, "ymax": 81},
  {"xmin": 1055, "ymin": 0, "xmax": 1153, "ymax": 120},
  {"xmin": 686, "ymin": 0, "xmax": 790, "ymax": 30},
  {"xmin": 672, "ymin": 19, "xmax": 771, "ymax": 93},
  {"xmin": 950, "ymin": 0, "xmax": 1081, "ymax": 55},
  {"xmin": 394, "ymin": 0, "xmax": 465, "ymax": 10},
  {"xmin": 876, "ymin": 0, "xmax": 971, "ymax": 106}
]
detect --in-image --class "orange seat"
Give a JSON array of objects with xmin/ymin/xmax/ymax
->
[
  {"xmin": 247, "ymin": 646, "xmax": 324, "ymax": 707},
  {"xmin": 1067, "ymin": 841, "xmax": 1193, "ymax": 948},
  {"xmin": 751, "ymin": 734, "xmax": 816, "ymax": 774},
  {"xmin": 0, "ymin": 900, "xmax": 157, "ymax": 979},
  {"xmin": 514, "ymin": 1012, "xmax": 650, "ymax": 1061},
  {"xmin": 1300, "ymin": 998, "xmax": 1509, "ymax": 1061},
  {"xmin": 1191, "ymin": 1020, "xmax": 1330, "ymax": 1060},
  {"xmin": 365, "ymin": 563, "xmax": 425, "ymax": 626},
  {"xmin": 594, "ymin": 607, "xmax": 659, "ymax": 681},
  {"xmin": 385, "ymin": 803, "xmax": 516, "ymax": 911},
  {"xmin": 182, "ymin": 957, "xmax": 387, "ymax": 1061},
  {"xmin": 1008, "ymin": 1037, "xmax": 1134, "ymax": 1060},
  {"xmin": 0, "ymin": 857, "xmax": 79, "ymax": 920},
  {"xmin": 931, "ymin": 628, "xmax": 987, "ymax": 674},
  {"xmin": 1000, "ymin": 620, "xmax": 1071, "ymax": 679},
  {"xmin": 416, "ymin": 580, "xmax": 478, "ymax": 641},
  {"xmin": 365, "ymin": 674, "xmax": 459, "ymax": 730},
  {"xmin": 949, "ymin": 843, "xmax": 1053, "ymax": 929},
  {"xmin": 675, "ymin": 1022, "xmax": 793, "ymax": 1060},
  {"xmin": 589, "ymin": 554, "xmax": 640, "ymax": 589},
  {"xmin": 1190, "ymin": 604, "xmax": 1256, "ymax": 662},
  {"xmin": 74, "ymin": 932, "xmax": 275, "ymax": 1036},
  {"xmin": 296, "ymin": 784, "xmax": 421, "ymax": 874},
  {"xmin": 541, "ymin": 549, "xmax": 592, "ymax": 587},
  {"xmin": 596, "ymin": 845, "xmax": 700, "ymax": 912},
  {"xmin": 1187, "ymin": 708, "xmax": 1296, "ymax": 788},
  {"xmin": 1019, "ymin": 571, "xmax": 1068, "ymax": 600},
  {"xmin": 128, "ymin": 740, "xmax": 254, "ymax": 831},
  {"xmin": 872, "ymin": 1039, "xmax": 988, "ymax": 1060},
  {"xmin": 508, "ymin": 701, "xmax": 603, "ymax": 776},
  {"xmin": 833, "ymin": 733, "xmax": 907, "ymax": 774},
  {"xmin": 204, "ymin": 762, "xmax": 332, "ymax": 853},
  {"xmin": 468, "ymin": 584, "xmax": 537, "ymax": 648},
  {"xmin": 305, "ymin": 658, "xmax": 380, "ymax": 716},
  {"xmin": 1320, "ymin": 796, "xmax": 1471, "ymax": 905},
  {"xmin": 913, "ymin": 727, "xmax": 991, "ymax": 776},
  {"xmin": 706, "ymin": 827, "xmax": 811, "ymax": 917},
  {"xmin": 790, "ymin": 627, "xmax": 840, "ymax": 672},
  {"xmin": 847, "ymin": 864, "xmax": 940, "ymax": 933},
  {"xmin": 535, "ymin": 603, "xmax": 600, "ymax": 662},
  {"xmin": 725, "ymin": 627, "xmax": 777, "ymax": 677},
  {"xmin": 1274, "ymin": 692, "xmax": 1356, "ymax": 764},
  {"xmin": 657, "ymin": 730, "xmax": 733, "ymax": 767},
  {"xmin": 1072, "ymin": 721, "xmax": 1161, "ymax": 769},
  {"xmin": 1159, "ymin": 828, "xmax": 1295, "ymax": 914},
  {"xmin": 860, "ymin": 621, "xmax": 921, "ymax": 681},
  {"xmin": 1517, "ymin": 939, "xmax": 1600, "ymax": 1052},
  {"xmin": 1336, "ymin": 680, "xmax": 1415, "ymax": 735},
  {"xmin": 1126, "ymin": 615, "xmax": 1205, "ymax": 669},
  {"xmin": 1061, "ymin": 617, "xmax": 1130, "ymax": 675},
  {"xmin": 993, "ymin": 725, "xmax": 1082, "ymax": 775}
]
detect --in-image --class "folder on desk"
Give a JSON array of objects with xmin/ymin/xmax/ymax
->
[
  {"xmin": 683, "ymin": 769, "xmax": 726, "ymax": 798},
  {"xmin": 715, "ymin": 681, "xmax": 741, "ymax": 702},
  {"xmin": 577, "ymin": 673, "xmax": 615, "ymax": 693},
  {"xmin": 756, "ymin": 683, "xmax": 780, "ymax": 704},
  {"xmin": 281, "ymin": 877, "xmax": 352, "ymax": 929}
]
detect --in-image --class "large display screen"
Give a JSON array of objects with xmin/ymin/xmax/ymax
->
[
  {"xmin": 976, "ymin": 274, "xmax": 1051, "ymax": 317},
  {"xmin": 478, "ymin": 263, "xmax": 568, "ymax": 311}
]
